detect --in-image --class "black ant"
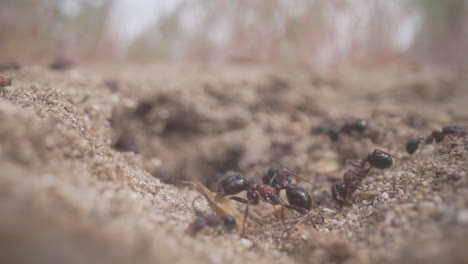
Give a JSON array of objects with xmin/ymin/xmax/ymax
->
[
  {"xmin": 215, "ymin": 166, "xmax": 313, "ymax": 236},
  {"xmin": 314, "ymin": 118, "xmax": 369, "ymax": 142},
  {"xmin": 261, "ymin": 165, "xmax": 313, "ymax": 212},
  {"xmin": 188, "ymin": 194, "xmax": 237, "ymax": 237},
  {"xmin": 406, "ymin": 126, "xmax": 466, "ymax": 154},
  {"xmin": 332, "ymin": 149, "xmax": 396, "ymax": 206}
]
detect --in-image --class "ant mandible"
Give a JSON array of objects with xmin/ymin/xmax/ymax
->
[
  {"xmin": 332, "ymin": 149, "xmax": 396, "ymax": 206},
  {"xmin": 406, "ymin": 126, "xmax": 466, "ymax": 154},
  {"xmin": 215, "ymin": 165, "xmax": 313, "ymax": 236}
]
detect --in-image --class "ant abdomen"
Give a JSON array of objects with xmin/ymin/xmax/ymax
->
[
  {"xmin": 346, "ymin": 118, "xmax": 369, "ymax": 134},
  {"xmin": 222, "ymin": 214, "xmax": 237, "ymax": 231},
  {"xmin": 331, "ymin": 182, "xmax": 348, "ymax": 205},
  {"xmin": 285, "ymin": 184, "xmax": 312, "ymax": 211},
  {"xmin": 366, "ymin": 150, "xmax": 393, "ymax": 169},
  {"xmin": 406, "ymin": 138, "xmax": 420, "ymax": 154}
]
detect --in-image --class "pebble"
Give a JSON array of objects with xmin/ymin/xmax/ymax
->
[
  {"xmin": 381, "ymin": 192, "xmax": 389, "ymax": 200},
  {"xmin": 432, "ymin": 195, "xmax": 442, "ymax": 204},
  {"xmin": 322, "ymin": 208, "xmax": 336, "ymax": 214},
  {"xmin": 456, "ymin": 210, "xmax": 468, "ymax": 224},
  {"xmin": 348, "ymin": 214, "xmax": 358, "ymax": 221},
  {"xmin": 240, "ymin": 238, "xmax": 253, "ymax": 248},
  {"xmin": 360, "ymin": 190, "xmax": 380, "ymax": 200}
]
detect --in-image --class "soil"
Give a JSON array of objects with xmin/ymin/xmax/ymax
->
[{"xmin": 0, "ymin": 63, "xmax": 467, "ymax": 264}]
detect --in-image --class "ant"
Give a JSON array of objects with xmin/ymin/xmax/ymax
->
[
  {"xmin": 314, "ymin": 118, "xmax": 369, "ymax": 142},
  {"xmin": 406, "ymin": 126, "xmax": 466, "ymax": 154},
  {"xmin": 188, "ymin": 193, "xmax": 237, "ymax": 237},
  {"xmin": 186, "ymin": 213, "xmax": 237, "ymax": 237},
  {"xmin": 332, "ymin": 149, "xmax": 396, "ymax": 206},
  {"xmin": 215, "ymin": 166, "xmax": 313, "ymax": 236},
  {"xmin": 186, "ymin": 200, "xmax": 237, "ymax": 236},
  {"xmin": 262, "ymin": 165, "xmax": 313, "ymax": 212}
]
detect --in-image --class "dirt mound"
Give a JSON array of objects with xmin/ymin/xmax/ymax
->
[{"xmin": 0, "ymin": 64, "xmax": 467, "ymax": 264}]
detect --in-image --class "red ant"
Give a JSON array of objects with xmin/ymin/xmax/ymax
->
[
  {"xmin": 332, "ymin": 149, "xmax": 396, "ymax": 206},
  {"xmin": 406, "ymin": 126, "xmax": 466, "ymax": 154},
  {"xmin": 314, "ymin": 118, "xmax": 369, "ymax": 142},
  {"xmin": 214, "ymin": 165, "xmax": 313, "ymax": 236}
]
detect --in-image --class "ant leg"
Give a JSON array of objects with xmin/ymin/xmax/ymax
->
[
  {"xmin": 283, "ymin": 170, "xmax": 314, "ymax": 185},
  {"xmin": 279, "ymin": 206, "xmax": 291, "ymax": 236},
  {"xmin": 274, "ymin": 196, "xmax": 309, "ymax": 215},
  {"xmin": 268, "ymin": 175, "xmax": 278, "ymax": 186},
  {"xmin": 446, "ymin": 135, "xmax": 456, "ymax": 142},
  {"xmin": 417, "ymin": 142, "xmax": 425, "ymax": 155},
  {"xmin": 191, "ymin": 194, "xmax": 203, "ymax": 215},
  {"xmin": 229, "ymin": 196, "xmax": 250, "ymax": 237},
  {"xmin": 241, "ymin": 202, "xmax": 250, "ymax": 237},
  {"xmin": 230, "ymin": 196, "xmax": 249, "ymax": 204},
  {"xmin": 279, "ymin": 201, "xmax": 314, "ymax": 227},
  {"xmin": 346, "ymin": 159, "xmax": 366, "ymax": 168}
]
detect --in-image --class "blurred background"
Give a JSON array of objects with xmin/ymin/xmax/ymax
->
[{"xmin": 0, "ymin": 0, "xmax": 467, "ymax": 68}]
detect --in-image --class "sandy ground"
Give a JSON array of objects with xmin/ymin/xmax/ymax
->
[{"xmin": 0, "ymin": 63, "xmax": 467, "ymax": 264}]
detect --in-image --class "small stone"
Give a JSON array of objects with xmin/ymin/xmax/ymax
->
[
  {"xmin": 322, "ymin": 208, "xmax": 336, "ymax": 213},
  {"xmin": 0, "ymin": 74, "xmax": 13, "ymax": 87},
  {"xmin": 240, "ymin": 238, "xmax": 253, "ymax": 248},
  {"xmin": 360, "ymin": 190, "xmax": 381, "ymax": 200},
  {"xmin": 312, "ymin": 157, "xmax": 340, "ymax": 173},
  {"xmin": 381, "ymin": 192, "xmax": 389, "ymax": 200},
  {"xmin": 348, "ymin": 214, "xmax": 358, "ymax": 221},
  {"xmin": 397, "ymin": 188, "xmax": 404, "ymax": 195},
  {"xmin": 456, "ymin": 210, "xmax": 468, "ymax": 224}
]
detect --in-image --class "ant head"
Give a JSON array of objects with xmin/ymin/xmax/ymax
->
[
  {"xmin": 367, "ymin": 149, "xmax": 393, "ymax": 169},
  {"xmin": 221, "ymin": 172, "xmax": 247, "ymax": 195},
  {"xmin": 442, "ymin": 126, "xmax": 460, "ymax": 134},
  {"xmin": 406, "ymin": 138, "xmax": 420, "ymax": 154},
  {"xmin": 262, "ymin": 165, "xmax": 294, "ymax": 187},
  {"xmin": 332, "ymin": 182, "xmax": 348, "ymax": 202}
]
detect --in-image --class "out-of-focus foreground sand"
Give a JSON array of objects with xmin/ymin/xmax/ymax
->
[{"xmin": 0, "ymin": 64, "xmax": 467, "ymax": 264}]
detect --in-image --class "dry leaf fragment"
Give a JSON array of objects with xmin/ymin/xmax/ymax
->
[
  {"xmin": 191, "ymin": 181, "xmax": 244, "ymax": 229},
  {"xmin": 0, "ymin": 74, "xmax": 13, "ymax": 87}
]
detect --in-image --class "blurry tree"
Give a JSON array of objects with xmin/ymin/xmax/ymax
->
[
  {"xmin": 411, "ymin": 0, "xmax": 467, "ymax": 65},
  {"xmin": 0, "ymin": 0, "xmax": 115, "ymax": 62},
  {"xmin": 0, "ymin": 0, "xmax": 467, "ymax": 67},
  {"xmin": 127, "ymin": 2, "xmax": 185, "ymax": 61}
]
